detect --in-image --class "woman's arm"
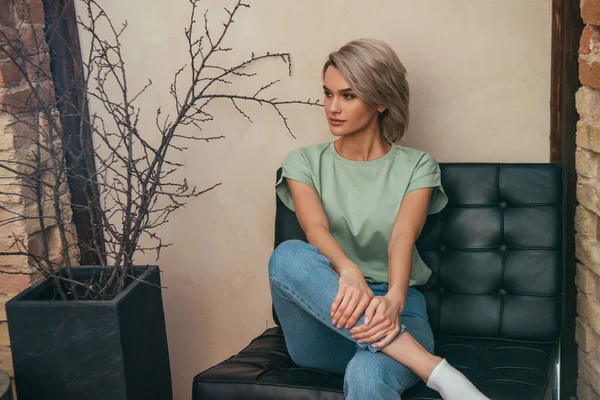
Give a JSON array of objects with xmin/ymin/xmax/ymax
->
[
  {"xmin": 286, "ymin": 178, "xmax": 354, "ymax": 274},
  {"xmin": 386, "ymin": 187, "xmax": 433, "ymax": 304},
  {"xmin": 350, "ymin": 187, "xmax": 433, "ymax": 348},
  {"xmin": 286, "ymin": 178, "xmax": 374, "ymax": 329}
]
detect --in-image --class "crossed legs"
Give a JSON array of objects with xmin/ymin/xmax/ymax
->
[
  {"xmin": 269, "ymin": 240, "xmax": 435, "ymax": 398},
  {"xmin": 269, "ymin": 240, "xmax": 489, "ymax": 400}
]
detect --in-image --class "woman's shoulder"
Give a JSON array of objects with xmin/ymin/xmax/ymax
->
[
  {"xmin": 283, "ymin": 142, "xmax": 330, "ymax": 164},
  {"xmin": 392, "ymin": 144, "xmax": 443, "ymax": 182},
  {"xmin": 288, "ymin": 142, "xmax": 330, "ymax": 156},
  {"xmin": 392, "ymin": 144, "xmax": 436, "ymax": 164}
]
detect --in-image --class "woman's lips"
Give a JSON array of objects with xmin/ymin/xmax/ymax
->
[{"xmin": 329, "ymin": 118, "xmax": 345, "ymax": 126}]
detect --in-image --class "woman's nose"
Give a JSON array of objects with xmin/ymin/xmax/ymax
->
[{"xmin": 329, "ymin": 96, "xmax": 341, "ymax": 114}]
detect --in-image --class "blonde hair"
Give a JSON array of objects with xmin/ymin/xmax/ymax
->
[{"xmin": 322, "ymin": 38, "xmax": 409, "ymax": 143}]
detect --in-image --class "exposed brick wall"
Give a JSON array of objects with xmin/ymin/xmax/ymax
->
[
  {"xmin": 0, "ymin": 0, "xmax": 79, "ymax": 389},
  {"xmin": 576, "ymin": 1, "xmax": 600, "ymax": 399}
]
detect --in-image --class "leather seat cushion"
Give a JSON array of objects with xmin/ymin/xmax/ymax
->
[{"xmin": 193, "ymin": 327, "xmax": 554, "ymax": 400}]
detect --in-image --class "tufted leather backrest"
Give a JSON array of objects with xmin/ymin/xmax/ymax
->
[{"xmin": 273, "ymin": 164, "xmax": 564, "ymax": 343}]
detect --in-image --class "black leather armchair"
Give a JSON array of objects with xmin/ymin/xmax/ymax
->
[{"xmin": 193, "ymin": 164, "xmax": 564, "ymax": 400}]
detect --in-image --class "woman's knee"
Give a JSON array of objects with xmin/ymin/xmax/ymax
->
[{"xmin": 268, "ymin": 239, "xmax": 319, "ymax": 281}]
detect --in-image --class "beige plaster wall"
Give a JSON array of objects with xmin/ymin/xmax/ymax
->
[{"xmin": 78, "ymin": 1, "xmax": 552, "ymax": 398}]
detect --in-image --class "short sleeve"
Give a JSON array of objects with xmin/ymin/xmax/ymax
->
[
  {"xmin": 406, "ymin": 153, "xmax": 448, "ymax": 214},
  {"xmin": 275, "ymin": 149, "xmax": 315, "ymax": 212}
]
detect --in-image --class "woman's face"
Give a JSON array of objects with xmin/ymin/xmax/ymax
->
[{"xmin": 323, "ymin": 66, "xmax": 379, "ymax": 138}]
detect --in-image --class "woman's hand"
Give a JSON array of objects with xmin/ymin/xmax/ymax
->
[
  {"xmin": 330, "ymin": 267, "xmax": 374, "ymax": 330},
  {"xmin": 350, "ymin": 292, "xmax": 406, "ymax": 349}
]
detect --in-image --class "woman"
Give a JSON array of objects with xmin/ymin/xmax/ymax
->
[{"xmin": 269, "ymin": 39, "xmax": 489, "ymax": 400}]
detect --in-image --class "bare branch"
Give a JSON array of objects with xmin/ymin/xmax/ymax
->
[{"xmin": 0, "ymin": 0, "xmax": 320, "ymax": 300}]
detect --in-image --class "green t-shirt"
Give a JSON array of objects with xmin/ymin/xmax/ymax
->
[{"xmin": 275, "ymin": 141, "xmax": 448, "ymax": 286}]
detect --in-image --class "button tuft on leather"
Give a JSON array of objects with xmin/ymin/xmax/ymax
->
[
  {"xmin": 499, "ymin": 201, "xmax": 507, "ymax": 209},
  {"xmin": 439, "ymin": 287, "xmax": 445, "ymax": 293},
  {"xmin": 499, "ymin": 244, "xmax": 507, "ymax": 251},
  {"xmin": 499, "ymin": 288, "xmax": 507, "ymax": 296},
  {"xmin": 439, "ymin": 244, "xmax": 446, "ymax": 252}
]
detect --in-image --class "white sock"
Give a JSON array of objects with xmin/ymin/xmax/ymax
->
[{"xmin": 426, "ymin": 359, "xmax": 490, "ymax": 400}]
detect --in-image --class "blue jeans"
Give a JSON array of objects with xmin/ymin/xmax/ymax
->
[{"xmin": 268, "ymin": 240, "xmax": 435, "ymax": 400}]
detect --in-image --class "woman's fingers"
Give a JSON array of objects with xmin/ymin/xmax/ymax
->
[
  {"xmin": 373, "ymin": 327, "xmax": 401, "ymax": 349},
  {"xmin": 353, "ymin": 317, "xmax": 390, "ymax": 340},
  {"xmin": 332, "ymin": 288, "xmax": 353, "ymax": 325},
  {"xmin": 352, "ymin": 300, "xmax": 389, "ymax": 337},
  {"xmin": 345, "ymin": 294, "xmax": 371, "ymax": 329},
  {"xmin": 367, "ymin": 326, "xmax": 393, "ymax": 344},
  {"xmin": 346, "ymin": 295, "xmax": 402, "ymax": 348},
  {"xmin": 350, "ymin": 297, "xmax": 380, "ymax": 334},
  {"xmin": 364, "ymin": 300, "xmax": 377, "ymax": 326},
  {"xmin": 330, "ymin": 286, "xmax": 345, "ymax": 317},
  {"xmin": 356, "ymin": 319, "xmax": 398, "ymax": 344},
  {"xmin": 337, "ymin": 291, "xmax": 360, "ymax": 329}
]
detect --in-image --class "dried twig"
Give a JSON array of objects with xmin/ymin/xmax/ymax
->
[{"xmin": 0, "ymin": 0, "xmax": 321, "ymax": 300}]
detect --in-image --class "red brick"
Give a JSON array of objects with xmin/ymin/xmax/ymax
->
[
  {"xmin": 15, "ymin": 0, "xmax": 45, "ymax": 25},
  {"xmin": 0, "ymin": 293, "xmax": 17, "ymax": 322},
  {"xmin": 0, "ymin": 85, "xmax": 33, "ymax": 113},
  {"xmin": 0, "ymin": 26, "xmax": 20, "ymax": 62},
  {"xmin": 0, "ymin": 23, "xmax": 51, "ymax": 83},
  {"xmin": 0, "ymin": 24, "xmax": 48, "ymax": 59},
  {"xmin": 0, "ymin": 27, "xmax": 48, "ymax": 79},
  {"xmin": 583, "ymin": 0, "xmax": 600, "ymax": 26},
  {"xmin": 0, "ymin": 0, "xmax": 15, "ymax": 25},
  {"xmin": 25, "ymin": 53, "xmax": 51, "ymax": 81},
  {"xmin": 0, "ymin": 59, "xmax": 24, "ymax": 87},
  {"xmin": 42, "ymin": 80, "xmax": 55, "ymax": 104},
  {"xmin": 0, "ymin": 81, "xmax": 55, "ymax": 113},
  {"xmin": 581, "ymin": 26, "xmax": 600, "ymax": 55},
  {"xmin": 0, "ymin": 322, "xmax": 8, "ymax": 347},
  {"xmin": 580, "ymin": 56, "xmax": 600, "ymax": 90},
  {"xmin": 0, "ymin": 272, "xmax": 31, "ymax": 293},
  {"xmin": 0, "ymin": 346, "xmax": 12, "ymax": 377},
  {"xmin": 18, "ymin": 24, "xmax": 47, "ymax": 54}
]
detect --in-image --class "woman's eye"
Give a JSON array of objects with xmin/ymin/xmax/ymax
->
[{"xmin": 323, "ymin": 91, "xmax": 354, "ymax": 99}]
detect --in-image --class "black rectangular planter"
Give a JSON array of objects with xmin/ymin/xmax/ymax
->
[{"xmin": 6, "ymin": 266, "xmax": 173, "ymax": 400}]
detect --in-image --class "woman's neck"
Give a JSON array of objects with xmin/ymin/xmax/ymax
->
[{"xmin": 334, "ymin": 134, "xmax": 392, "ymax": 162}]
